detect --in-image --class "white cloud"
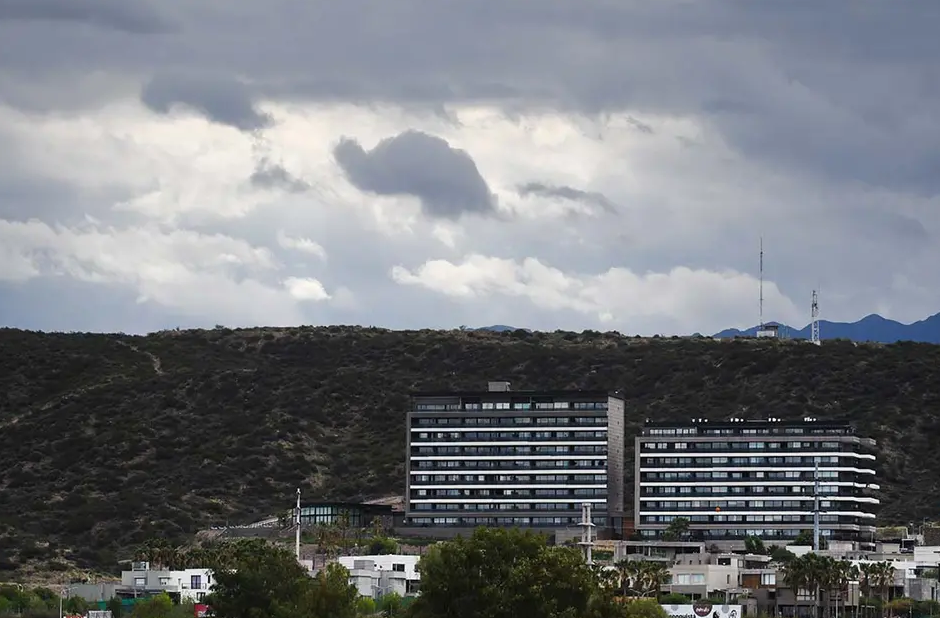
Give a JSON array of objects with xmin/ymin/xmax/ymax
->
[
  {"xmin": 1, "ymin": 73, "xmax": 938, "ymax": 333},
  {"xmin": 391, "ymin": 254, "xmax": 800, "ymax": 334},
  {"xmin": 276, "ymin": 231, "xmax": 327, "ymax": 261},
  {"xmin": 284, "ymin": 277, "xmax": 331, "ymax": 302},
  {"xmin": 0, "ymin": 218, "xmax": 309, "ymax": 325}
]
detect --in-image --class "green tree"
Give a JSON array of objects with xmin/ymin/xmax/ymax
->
[
  {"xmin": 622, "ymin": 599, "xmax": 670, "ymax": 618},
  {"xmin": 661, "ymin": 518, "xmax": 689, "ymax": 542},
  {"xmin": 0, "ymin": 586, "xmax": 32, "ymax": 614},
  {"xmin": 305, "ymin": 563, "xmax": 359, "ymax": 618},
  {"xmin": 107, "ymin": 597, "xmax": 124, "ymax": 618},
  {"xmin": 338, "ymin": 510, "xmax": 352, "ymax": 553},
  {"xmin": 131, "ymin": 593, "xmax": 174, "ymax": 618},
  {"xmin": 793, "ymin": 530, "xmax": 828, "ymax": 549},
  {"xmin": 744, "ymin": 536, "xmax": 766, "ymax": 555},
  {"xmin": 377, "ymin": 592, "xmax": 404, "ymax": 618},
  {"xmin": 768, "ymin": 545, "xmax": 796, "ymax": 564},
  {"xmin": 205, "ymin": 540, "xmax": 358, "ymax": 618},
  {"xmin": 64, "ymin": 596, "xmax": 90, "ymax": 616},
  {"xmin": 368, "ymin": 537, "xmax": 400, "ymax": 555},
  {"xmin": 406, "ymin": 527, "xmax": 624, "ymax": 618},
  {"xmin": 206, "ymin": 541, "xmax": 315, "ymax": 618},
  {"xmin": 615, "ymin": 560, "xmax": 671, "ymax": 597},
  {"xmin": 886, "ymin": 598, "xmax": 913, "ymax": 618}
]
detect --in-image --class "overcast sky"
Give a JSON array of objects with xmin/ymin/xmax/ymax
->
[{"xmin": 1, "ymin": 0, "xmax": 939, "ymax": 335}]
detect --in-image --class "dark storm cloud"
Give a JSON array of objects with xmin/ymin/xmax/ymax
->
[
  {"xmin": 517, "ymin": 182, "xmax": 617, "ymax": 214},
  {"xmin": 0, "ymin": 0, "xmax": 174, "ymax": 33},
  {"xmin": 0, "ymin": 0, "xmax": 933, "ymax": 196},
  {"xmin": 140, "ymin": 73, "xmax": 271, "ymax": 132},
  {"xmin": 333, "ymin": 131, "xmax": 497, "ymax": 220},
  {"xmin": 250, "ymin": 159, "xmax": 310, "ymax": 194}
]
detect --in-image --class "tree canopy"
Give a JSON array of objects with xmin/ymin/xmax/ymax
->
[
  {"xmin": 406, "ymin": 527, "xmax": 661, "ymax": 618},
  {"xmin": 205, "ymin": 540, "xmax": 357, "ymax": 618}
]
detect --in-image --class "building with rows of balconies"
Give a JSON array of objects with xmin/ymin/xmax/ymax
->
[
  {"xmin": 634, "ymin": 417, "xmax": 879, "ymax": 549},
  {"xmin": 403, "ymin": 381, "xmax": 625, "ymax": 536}
]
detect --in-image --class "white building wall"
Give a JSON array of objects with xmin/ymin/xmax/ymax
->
[
  {"xmin": 914, "ymin": 546, "xmax": 940, "ymax": 564},
  {"xmin": 121, "ymin": 568, "xmax": 214, "ymax": 602},
  {"xmin": 335, "ymin": 555, "xmax": 420, "ymax": 600},
  {"xmin": 669, "ymin": 563, "xmax": 741, "ymax": 593}
]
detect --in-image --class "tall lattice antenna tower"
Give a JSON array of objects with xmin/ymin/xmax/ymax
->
[
  {"xmin": 811, "ymin": 290, "xmax": 821, "ymax": 345},
  {"xmin": 759, "ymin": 237, "xmax": 764, "ymax": 330}
]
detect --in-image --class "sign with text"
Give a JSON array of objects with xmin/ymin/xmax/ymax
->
[{"xmin": 662, "ymin": 603, "xmax": 742, "ymax": 618}]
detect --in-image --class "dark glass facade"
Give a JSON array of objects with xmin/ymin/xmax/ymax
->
[{"xmin": 298, "ymin": 502, "xmax": 392, "ymax": 529}]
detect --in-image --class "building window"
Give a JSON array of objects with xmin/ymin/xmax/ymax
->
[
  {"xmin": 159, "ymin": 577, "xmax": 171, "ymax": 586},
  {"xmin": 134, "ymin": 578, "xmax": 146, "ymax": 587},
  {"xmin": 191, "ymin": 575, "xmax": 202, "ymax": 589},
  {"xmin": 392, "ymin": 563, "xmax": 405, "ymax": 572},
  {"xmin": 673, "ymin": 573, "xmax": 706, "ymax": 585}
]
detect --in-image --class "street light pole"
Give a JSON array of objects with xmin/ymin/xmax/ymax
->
[{"xmin": 59, "ymin": 585, "xmax": 74, "ymax": 618}]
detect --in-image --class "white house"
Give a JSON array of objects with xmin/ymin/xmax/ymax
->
[
  {"xmin": 335, "ymin": 555, "xmax": 420, "ymax": 600},
  {"xmin": 121, "ymin": 563, "xmax": 214, "ymax": 603}
]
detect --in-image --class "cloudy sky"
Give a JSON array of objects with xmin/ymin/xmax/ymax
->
[{"xmin": 1, "ymin": 0, "xmax": 938, "ymax": 336}]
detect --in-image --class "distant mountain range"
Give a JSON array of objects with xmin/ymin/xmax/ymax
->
[
  {"xmin": 474, "ymin": 313, "xmax": 940, "ymax": 344},
  {"xmin": 472, "ymin": 325, "xmax": 524, "ymax": 332},
  {"xmin": 715, "ymin": 313, "xmax": 940, "ymax": 343}
]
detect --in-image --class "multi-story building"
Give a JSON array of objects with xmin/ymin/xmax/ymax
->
[
  {"xmin": 70, "ymin": 563, "xmax": 214, "ymax": 604},
  {"xmin": 635, "ymin": 418, "xmax": 879, "ymax": 547},
  {"xmin": 336, "ymin": 555, "xmax": 421, "ymax": 599},
  {"xmin": 405, "ymin": 382, "xmax": 625, "ymax": 534}
]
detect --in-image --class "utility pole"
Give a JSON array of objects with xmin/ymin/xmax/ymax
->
[
  {"xmin": 295, "ymin": 488, "xmax": 302, "ymax": 561},
  {"xmin": 59, "ymin": 586, "xmax": 74, "ymax": 618}
]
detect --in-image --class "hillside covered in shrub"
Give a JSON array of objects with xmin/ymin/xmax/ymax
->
[{"xmin": 1, "ymin": 326, "xmax": 938, "ymax": 576}]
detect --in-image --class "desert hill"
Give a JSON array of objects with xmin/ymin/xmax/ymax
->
[{"xmin": 1, "ymin": 326, "xmax": 938, "ymax": 576}]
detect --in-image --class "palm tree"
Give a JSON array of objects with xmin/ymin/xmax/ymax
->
[
  {"xmin": 869, "ymin": 562, "xmax": 896, "ymax": 616},
  {"xmin": 783, "ymin": 553, "xmax": 833, "ymax": 618},
  {"xmin": 614, "ymin": 559, "xmax": 636, "ymax": 596},
  {"xmin": 859, "ymin": 562, "xmax": 873, "ymax": 600},
  {"xmin": 337, "ymin": 510, "xmax": 351, "ymax": 553},
  {"xmin": 315, "ymin": 524, "xmax": 340, "ymax": 566},
  {"xmin": 836, "ymin": 561, "xmax": 859, "ymax": 618},
  {"xmin": 643, "ymin": 562, "xmax": 671, "ymax": 598},
  {"xmin": 614, "ymin": 560, "xmax": 670, "ymax": 598},
  {"xmin": 591, "ymin": 564, "xmax": 620, "ymax": 594},
  {"xmin": 783, "ymin": 555, "xmax": 810, "ymax": 615}
]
